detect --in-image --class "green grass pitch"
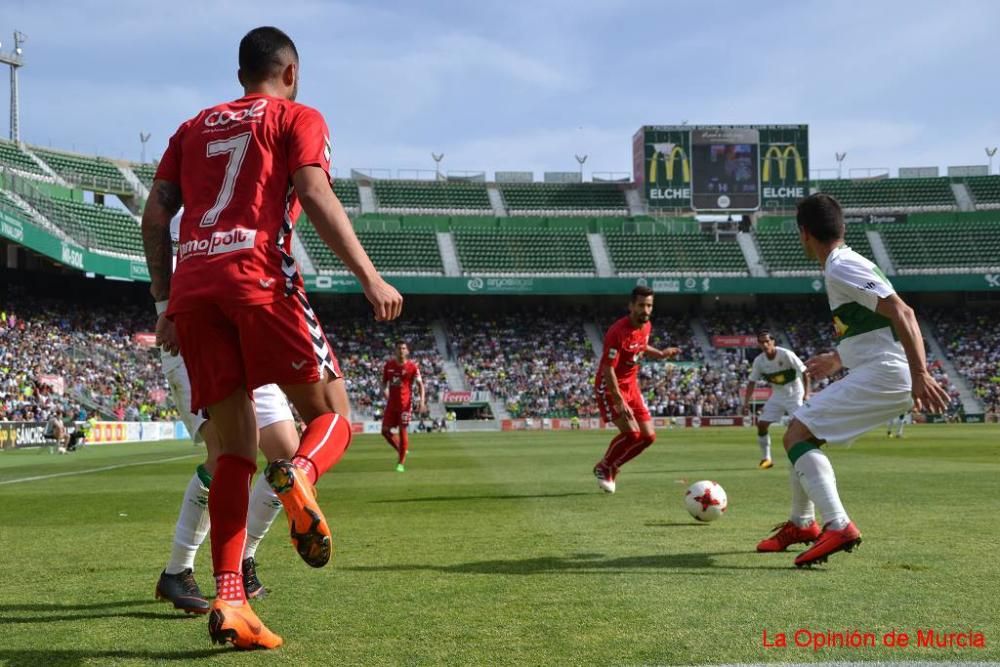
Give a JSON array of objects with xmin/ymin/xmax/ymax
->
[{"xmin": 0, "ymin": 425, "xmax": 997, "ymax": 665}]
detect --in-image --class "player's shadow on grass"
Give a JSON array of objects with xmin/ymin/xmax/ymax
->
[
  {"xmin": 372, "ymin": 492, "xmax": 592, "ymax": 503},
  {"xmin": 0, "ymin": 648, "xmax": 218, "ymax": 666},
  {"xmin": 0, "ymin": 599, "xmax": 199, "ymax": 624},
  {"xmin": 349, "ymin": 551, "xmax": 787, "ymax": 575}
]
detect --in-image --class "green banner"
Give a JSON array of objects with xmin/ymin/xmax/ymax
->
[{"xmin": 0, "ymin": 208, "xmax": 148, "ymax": 281}]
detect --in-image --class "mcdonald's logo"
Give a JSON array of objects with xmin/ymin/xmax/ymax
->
[
  {"xmin": 648, "ymin": 143, "xmax": 690, "ymax": 183},
  {"xmin": 761, "ymin": 144, "xmax": 805, "ymax": 182}
]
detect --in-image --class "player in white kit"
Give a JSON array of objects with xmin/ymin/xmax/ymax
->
[
  {"xmin": 741, "ymin": 331, "xmax": 809, "ymax": 469},
  {"xmin": 755, "ymin": 194, "xmax": 949, "ymax": 567}
]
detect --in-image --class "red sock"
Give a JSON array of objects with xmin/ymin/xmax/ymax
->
[
  {"xmin": 602, "ymin": 431, "xmax": 641, "ymax": 470},
  {"xmin": 291, "ymin": 413, "xmax": 352, "ymax": 485},
  {"xmin": 381, "ymin": 430, "xmax": 399, "ymax": 453},
  {"xmin": 612, "ymin": 432, "xmax": 656, "ymax": 469},
  {"xmin": 398, "ymin": 428, "xmax": 409, "ymax": 465},
  {"xmin": 209, "ymin": 454, "xmax": 256, "ymax": 604}
]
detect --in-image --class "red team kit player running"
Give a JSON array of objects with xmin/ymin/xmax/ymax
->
[
  {"xmin": 593, "ymin": 286, "xmax": 680, "ymax": 493},
  {"xmin": 381, "ymin": 341, "xmax": 425, "ymax": 472},
  {"xmin": 141, "ymin": 27, "xmax": 403, "ymax": 649}
]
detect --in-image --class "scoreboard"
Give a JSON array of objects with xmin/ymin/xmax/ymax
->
[{"xmin": 633, "ymin": 124, "xmax": 809, "ymax": 211}]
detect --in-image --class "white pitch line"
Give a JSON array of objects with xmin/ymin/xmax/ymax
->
[{"xmin": 0, "ymin": 453, "xmax": 200, "ymax": 486}]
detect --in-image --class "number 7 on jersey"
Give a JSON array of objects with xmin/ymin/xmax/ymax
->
[{"xmin": 200, "ymin": 132, "xmax": 251, "ymax": 228}]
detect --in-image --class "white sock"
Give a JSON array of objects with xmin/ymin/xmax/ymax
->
[
  {"xmin": 788, "ymin": 466, "xmax": 815, "ymax": 527},
  {"xmin": 896, "ymin": 421, "xmax": 905, "ymax": 436},
  {"xmin": 792, "ymin": 447, "xmax": 849, "ymax": 530},
  {"xmin": 758, "ymin": 434, "xmax": 772, "ymax": 461},
  {"xmin": 165, "ymin": 471, "xmax": 210, "ymax": 574},
  {"xmin": 243, "ymin": 474, "xmax": 283, "ymax": 560}
]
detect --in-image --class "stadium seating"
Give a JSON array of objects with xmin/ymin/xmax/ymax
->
[
  {"xmin": 0, "ymin": 139, "xmax": 47, "ymax": 176},
  {"xmin": 962, "ymin": 176, "xmax": 1000, "ymax": 209},
  {"xmin": 296, "ymin": 217, "xmax": 443, "ymax": 274},
  {"xmin": 755, "ymin": 223, "xmax": 874, "ymax": 275},
  {"xmin": 605, "ymin": 232, "xmax": 748, "ymax": 276},
  {"xmin": 0, "ymin": 188, "xmax": 23, "ymax": 214},
  {"xmin": 879, "ymin": 219, "xmax": 1000, "ymax": 273},
  {"xmin": 372, "ymin": 180, "xmax": 490, "ymax": 213},
  {"xmin": 814, "ymin": 178, "xmax": 956, "ymax": 211},
  {"xmin": 131, "ymin": 163, "xmax": 157, "ymax": 189},
  {"xmin": 31, "ymin": 147, "xmax": 133, "ymax": 194},
  {"xmin": 43, "ymin": 198, "xmax": 143, "ymax": 255},
  {"xmin": 333, "ymin": 179, "xmax": 361, "ymax": 209},
  {"xmin": 452, "ymin": 228, "xmax": 594, "ymax": 274},
  {"xmin": 498, "ymin": 183, "xmax": 627, "ymax": 214}
]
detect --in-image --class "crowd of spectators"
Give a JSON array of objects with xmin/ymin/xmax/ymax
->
[
  {"xmin": 1, "ymin": 290, "xmax": 174, "ymax": 423},
  {"xmin": 2, "ymin": 283, "xmax": 994, "ymax": 424},
  {"xmin": 926, "ymin": 307, "xmax": 1000, "ymax": 416},
  {"xmin": 322, "ymin": 311, "xmax": 447, "ymax": 419},
  {"xmin": 450, "ymin": 308, "xmax": 597, "ymax": 418}
]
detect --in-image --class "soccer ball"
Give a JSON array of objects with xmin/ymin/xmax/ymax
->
[{"xmin": 684, "ymin": 480, "xmax": 728, "ymax": 522}]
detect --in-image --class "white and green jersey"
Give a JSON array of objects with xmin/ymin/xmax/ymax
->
[
  {"xmin": 749, "ymin": 346, "xmax": 806, "ymax": 396},
  {"xmin": 824, "ymin": 245, "xmax": 906, "ymax": 369}
]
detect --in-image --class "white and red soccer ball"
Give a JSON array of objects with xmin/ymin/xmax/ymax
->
[{"xmin": 684, "ymin": 480, "xmax": 728, "ymax": 522}]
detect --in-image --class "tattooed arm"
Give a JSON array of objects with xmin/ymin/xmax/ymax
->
[
  {"xmin": 141, "ymin": 179, "xmax": 181, "ymax": 302},
  {"xmin": 142, "ymin": 179, "xmax": 182, "ymax": 354}
]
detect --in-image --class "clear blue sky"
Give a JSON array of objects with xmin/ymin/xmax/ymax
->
[{"xmin": 4, "ymin": 0, "xmax": 999, "ymax": 178}]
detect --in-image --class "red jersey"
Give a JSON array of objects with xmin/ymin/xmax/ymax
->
[
  {"xmin": 156, "ymin": 94, "xmax": 332, "ymax": 314},
  {"xmin": 595, "ymin": 316, "xmax": 651, "ymax": 387},
  {"xmin": 383, "ymin": 359, "xmax": 421, "ymax": 408}
]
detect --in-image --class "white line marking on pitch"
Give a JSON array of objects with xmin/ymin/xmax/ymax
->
[{"xmin": 0, "ymin": 454, "xmax": 200, "ymax": 486}]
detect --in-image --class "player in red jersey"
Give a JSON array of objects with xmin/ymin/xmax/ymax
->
[
  {"xmin": 381, "ymin": 341, "xmax": 425, "ymax": 472},
  {"xmin": 593, "ymin": 286, "xmax": 680, "ymax": 494},
  {"xmin": 141, "ymin": 27, "xmax": 402, "ymax": 650}
]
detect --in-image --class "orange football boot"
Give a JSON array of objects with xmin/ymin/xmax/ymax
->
[
  {"xmin": 265, "ymin": 460, "xmax": 332, "ymax": 568},
  {"xmin": 208, "ymin": 599, "xmax": 282, "ymax": 650}
]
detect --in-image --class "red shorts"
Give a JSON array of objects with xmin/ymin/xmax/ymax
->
[
  {"xmin": 382, "ymin": 404, "xmax": 412, "ymax": 430},
  {"xmin": 173, "ymin": 291, "xmax": 341, "ymax": 412},
  {"xmin": 595, "ymin": 382, "xmax": 650, "ymax": 424}
]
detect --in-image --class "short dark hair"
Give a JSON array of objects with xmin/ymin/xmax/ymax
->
[
  {"xmin": 631, "ymin": 285, "xmax": 654, "ymax": 302},
  {"xmin": 796, "ymin": 193, "xmax": 845, "ymax": 242},
  {"xmin": 396, "ymin": 340, "xmax": 408, "ymax": 348},
  {"xmin": 757, "ymin": 330, "xmax": 774, "ymax": 341},
  {"xmin": 239, "ymin": 27, "xmax": 299, "ymax": 84}
]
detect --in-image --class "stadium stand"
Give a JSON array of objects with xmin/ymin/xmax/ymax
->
[
  {"xmin": 0, "ymin": 139, "xmax": 47, "ymax": 177},
  {"xmin": 605, "ymin": 231, "xmax": 748, "ymax": 276},
  {"xmin": 879, "ymin": 218, "xmax": 1000, "ymax": 274},
  {"xmin": 131, "ymin": 162, "xmax": 157, "ymax": 189},
  {"xmin": 498, "ymin": 183, "xmax": 628, "ymax": 214},
  {"xmin": 926, "ymin": 307, "xmax": 1000, "ymax": 415},
  {"xmin": 962, "ymin": 176, "xmax": 1000, "ymax": 209},
  {"xmin": 296, "ymin": 217, "xmax": 444, "ymax": 274},
  {"xmin": 31, "ymin": 146, "xmax": 133, "ymax": 194},
  {"xmin": 814, "ymin": 177, "xmax": 956, "ymax": 212},
  {"xmin": 44, "ymin": 198, "xmax": 143, "ymax": 256},
  {"xmin": 452, "ymin": 228, "xmax": 594, "ymax": 275},
  {"xmin": 754, "ymin": 220, "xmax": 875, "ymax": 276},
  {"xmin": 373, "ymin": 180, "xmax": 490, "ymax": 213},
  {"xmin": 320, "ymin": 310, "xmax": 447, "ymax": 419},
  {"xmin": 450, "ymin": 309, "xmax": 598, "ymax": 418},
  {"xmin": 333, "ymin": 179, "xmax": 361, "ymax": 209},
  {"xmin": 0, "ymin": 288, "xmax": 173, "ymax": 423}
]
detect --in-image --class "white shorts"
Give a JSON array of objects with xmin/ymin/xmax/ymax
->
[
  {"xmin": 759, "ymin": 387, "xmax": 804, "ymax": 424},
  {"xmin": 163, "ymin": 352, "xmax": 294, "ymax": 442},
  {"xmin": 794, "ymin": 360, "xmax": 913, "ymax": 445}
]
